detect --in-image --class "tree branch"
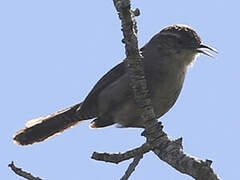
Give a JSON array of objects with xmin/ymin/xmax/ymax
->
[
  {"xmin": 91, "ymin": 0, "xmax": 222, "ymax": 180},
  {"xmin": 120, "ymin": 155, "xmax": 143, "ymax": 180},
  {"xmin": 8, "ymin": 161, "xmax": 44, "ymax": 180},
  {"xmin": 92, "ymin": 142, "xmax": 151, "ymax": 164}
]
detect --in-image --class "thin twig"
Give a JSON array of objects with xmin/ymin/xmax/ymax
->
[
  {"xmin": 8, "ymin": 161, "xmax": 44, "ymax": 180},
  {"xmin": 120, "ymin": 155, "xmax": 143, "ymax": 180},
  {"xmin": 92, "ymin": 142, "xmax": 151, "ymax": 164}
]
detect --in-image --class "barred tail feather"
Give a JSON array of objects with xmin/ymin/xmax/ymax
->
[{"xmin": 13, "ymin": 103, "xmax": 83, "ymax": 145}]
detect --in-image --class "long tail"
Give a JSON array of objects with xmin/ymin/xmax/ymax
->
[{"xmin": 13, "ymin": 103, "xmax": 83, "ymax": 145}]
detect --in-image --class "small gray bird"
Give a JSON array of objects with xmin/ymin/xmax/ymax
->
[{"xmin": 13, "ymin": 24, "xmax": 217, "ymax": 145}]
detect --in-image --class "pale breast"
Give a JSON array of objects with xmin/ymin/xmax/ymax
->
[{"xmin": 151, "ymin": 66, "xmax": 186, "ymax": 118}]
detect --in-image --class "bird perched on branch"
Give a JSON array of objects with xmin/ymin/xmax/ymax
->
[{"xmin": 13, "ymin": 24, "xmax": 217, "ymax": 145}]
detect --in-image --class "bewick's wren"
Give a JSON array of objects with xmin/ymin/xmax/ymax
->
[{"xmin": 13, "ymin": 24, "xmax": 217, "ymax": 145}]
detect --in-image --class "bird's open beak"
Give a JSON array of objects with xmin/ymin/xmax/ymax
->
[{"xmin": 196, "ymin": 44, "xmax": 218, "ymax": 58}]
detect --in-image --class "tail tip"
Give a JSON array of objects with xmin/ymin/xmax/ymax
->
[{"xmin": 13, "ymin": 131, "xmax": 30, "ymax": 146}]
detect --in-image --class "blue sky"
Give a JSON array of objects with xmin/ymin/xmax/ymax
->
[{"xmin": 1, "ymin": 0, "xmax": 239, "ymax": 179}]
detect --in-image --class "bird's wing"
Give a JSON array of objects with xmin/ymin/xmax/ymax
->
[{"xmin": 78, "ymin": 61, "xmax": 126, "ymax": 118}]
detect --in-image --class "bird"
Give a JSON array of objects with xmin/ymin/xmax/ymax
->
[{"xmin": 13, "ymin": 24, "xmax": 217, "ymax": 145}]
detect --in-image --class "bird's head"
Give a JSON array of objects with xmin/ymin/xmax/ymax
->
[{"xmin": 145, "ymin": 24, "xmax": 217, "ymax": 66}]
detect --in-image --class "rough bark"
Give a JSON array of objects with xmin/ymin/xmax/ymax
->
[{"xmin": 92, "ymin": 1, "xmax": 222, "ymax": 180}]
